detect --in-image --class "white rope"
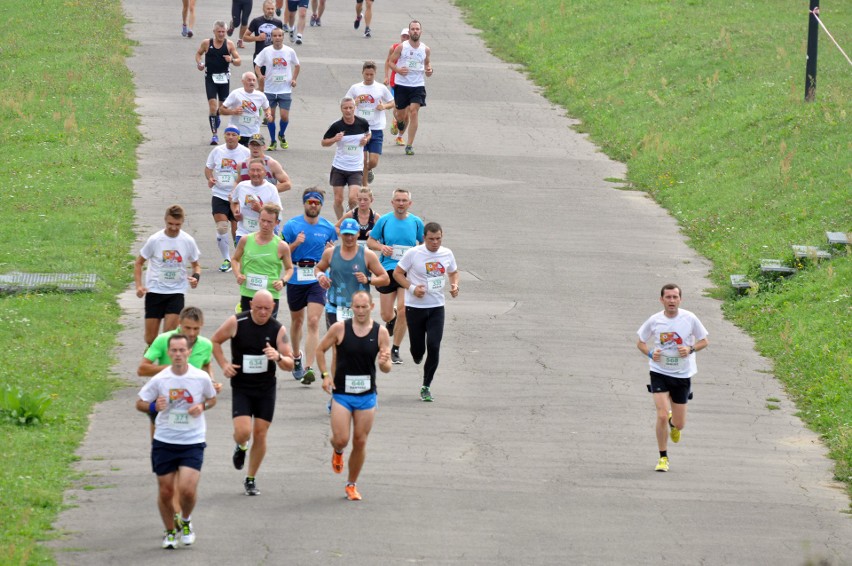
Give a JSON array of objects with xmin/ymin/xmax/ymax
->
[{"xmin": 811, "ymin": 8, "xmax": 852, "ymax": 68}]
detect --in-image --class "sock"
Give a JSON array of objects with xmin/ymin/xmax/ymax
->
[
  {"xmin": 279, "ymin": 120, "xmax": 288, "ymax": 136},
  {"xmin": 215, "ymin": 114, "xmax": 221, "ymax": 130},
  {"xmin": 397, "ymin": 120, "xmax": 406, "ymax": 133},
  {"xmin": 246, "ymin": 475, "xmax": 255, "ymax": 481},
  {"xmin": 660, "ymin": 451, "xmax": 668, "ymax": 458},
  {"xmin": 392, "ymin": 345, "xmax": 399, "ymax": 353},
  {"xmin": 669, "ymin": 416, "xmax": 675, "ymax": 429},
  {"xmin": 335, "ymin": 449, "xmax": 343, "ymax": 455},
  {"xmin": 267, "ymin": 122, "xmax": 276, "ymax": 140},
  {"xmin": 216, "ymin": 233, "xmax": 230, "ymax": 260},
  {"xmin": 181, "ymin": 515, "xmax": 190, "ymax": 523},
  {"xmin": 209, "ymin": 114, "xmax": 217, "ymax": 133},
  {"xmin": 239, "ymin": 444, "xmax": 248, "ymax": 450}
]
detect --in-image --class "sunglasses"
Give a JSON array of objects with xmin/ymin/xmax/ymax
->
[{"xmin": 305, "ymin": 200, "xmax": 322, "ymax": 206}]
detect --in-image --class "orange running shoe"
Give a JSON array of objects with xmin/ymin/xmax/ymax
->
[
  {"xmin": 332, "ymin": 451, "xmax": 344, "ymax": 474},
  {"xmin": 345, "ymin": 483, "xmax": 362, "ymax": 501}
]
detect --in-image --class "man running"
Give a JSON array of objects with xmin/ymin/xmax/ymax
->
[
  {"xmin": 384, "ymin": 27, "xmax": 410, "ymax": 146},
  {"xmin": 345, "ymin": 61, "xmax": 394, "ymax": 187},
  {"xmin": 196, "ymin": 20, "xmax": 241, "ymax": 145},
  {"xmin": 393, "ymin": 222, "xmax": 459, "ymax": 402},
  {"xmin": 136, "ymin": 334, "xmax": 217, "ymax": 548},
  {"xmin": 220, "ymin": 72, "xmax": 273, "ymax": 146},
  {"xmin": 285, "ymin": 0, "xmax": 309, "ymax": 45},
  {"xmin": 321, "ymin": 96, "xmax": 371, "ymax": 219},
  {"xmin": 254, "ymin": 27, "xmax": 300, "ymax": 150},
  {"xmin": 231, "ymin": 158, "xmax": 283, "ymax": 244},
  {"xmin": 205, "ymin": 125, "xmax": 251, "ymax": 273},
  {"xmin": 353, "ymin": 0, "xmax": 374, "ymax": 38},
  {"xmin": 315, "ymin": 217, "xmax": 388, "ymax": 326},
  {"xmin": 232, "ymin": 203, "xmax": 294, "ymax": 318},
  {"xmin": 180, "ymin": 0, "xmax": 196, "ymax": 38},
  {"xmin": 281, "ymin": 188, "xmax": 338, "ymax": 384},
  {"xmin": 238, "ymin": 134, "xmax": 292, "ymax": 192},
  {"xmin": 388, "ymin": 20, "xmax": 433, "ymax": 156},
  {"xmin": 366, "ymin": 189, "xmax": 423, "ymax": 364},
  {"xmin": 243, "ymin": 0, "xmax": 284, "ymax": 91},
  {"xmin": 309, "ymin": 0, "xmax": 325, "ymax": 26},
  {"xmin": 636, "ymin": 283, "xmax": 709, "ymax": 473},
  {"xmin": 134, "ymin": 205, "xmax": 202, "ymax": 346},
  {"xmin": 316, "ymin": 290, "xmax": 392, "ymax": 501},
  {"xmin": 211, "ymin": 289, "xmax": 294, "ymax": 496}
]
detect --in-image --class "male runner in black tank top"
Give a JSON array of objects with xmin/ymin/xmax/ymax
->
[
  {"xmin": 316, "ymin": 290, "xmax": 391, "ymax": 501},
  {"xmin": 195, "ymin": 21, "xmax": 242, "ymax": 145}
]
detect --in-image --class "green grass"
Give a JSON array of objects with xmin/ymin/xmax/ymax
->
[
  {"xmin": 455, "ymin": 0, "xmax": 851, "ymax": 496},
  {"xmin": 0, "ymin": 0, "xmax": 139, "ymax": 562}
]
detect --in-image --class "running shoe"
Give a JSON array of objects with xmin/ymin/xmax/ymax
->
[
  {"xmin": 655, "ymin": 456, "xmax": 669, "ymax": 472},
  {"xmin": 278, "ymin": 133, "xmax": 288, "ymax": 149},
  {"xmin": 181, "ymin": 24, "xmax": 188, "ymax": 37},
  {"xmin": 244, "ymin": 477, "xmax": 260, "ymax": 496},
  {"xmin": 227, "ymin": 21, "xmax": 234, "ymax": 36},
  {"xmin": 234, "ymin": 302, "xmax": 242, "ymax": 314},
  {"xmin": 315, "ymin": 17, "xmax": 321, "ymax": 26},
  {"xmin": 669, "ymin": 411, "xmax": 681, "ymax": 443},
  {"xmin": 237, "ymin": 39, "xmax": 244, "ymax": 49},
  {"xmin": 162, "ymin": 529, "xmax": 178, "ymax": 549},
  {"xmin": 219, "ymin": 259, "xmax": 232, "ymax": 272},
  {"xmin": 412, "ymin": 354, "xmax": 423, "ymax": 365},
  {"xmin": 391, "ymin": 348, "xmax": 403, "ymax": 365},
  {"xmin": 310, "ymin": 14, "xmax": 317, "ymax": 26},
  {"xmin": 268, "ymin": 140, "xmax": 277, "ymax": 150},
  {"xmin": 386, "ymin": 306, "xmax": 397, "ymax": 336},
  {"xmin": 345, "ymin": 483, "xmax": 362, "ymax": 501},
  {"xmin": 367, "ymin": 170, "xmax": 374, "ymax": 183},
  {"xmin": 397, "ymin": 120, "xmax": 406, "ymax": 134},
  {"xmin": 354, "ymin": 14, "xmax": 362, "ymax": 29},
  {"xmin": 179, "ymin": 519, "xmax": 195, "ymax": 545},
  {"xmin": 292, "ymin": 353, "xmax": 306, "ymax": 380},
  {"xmin": 419, "ymin": 386, "xmax": 433, "ymax": 402},
  {"xmin": 174, "ymin": 513, "xmax": 181, "ymax": 531},
  {"xmin": 364, "ymin": 27, "xmax": 371, "ymax": 38},
  {"xmin": 390, "ymin": 121, "xmax": 398, "ymax": 135},
  {"xmin": 332, "ymin": 450, "xmax": 344, "ymax": 474},
  {"xmin": 210, "ymin": 134, "xmax": 219, "ymax": 146},
  {"xmin": 289, "ymin": 29, "xmax": 295, "ymax": 42},
  {"xmin": 282, "ymin": 23, "xmax": 290, "ymax": 32},
  {"xmin": 276, "ymin": 8, "xmax": 282, "ymax": 16},
  {"xmin": 405, "ymin": 146, "xmax": 414, "ymax": 156},
  {"xmin": 232, "ymin": 444, "xmax": 247, "ymax": 470},
  {"xmin": 295, "ymin": 34, "xmax": 303, "ymax": 45},
  {"xmin": 301, "ymin": 367, "xmax": 316, "ymax": 385},
  {"xmin": 395, "ymin": 135, "xmax": 405, "ymax": 146},
  {"xmin": 187, "ymin": 29, "xmax": 194, "ymax": 38}
]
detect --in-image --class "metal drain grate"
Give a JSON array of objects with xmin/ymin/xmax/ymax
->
[{"xmin": 0, "ymin": 271, "xmax": 98, "ymax": 294}]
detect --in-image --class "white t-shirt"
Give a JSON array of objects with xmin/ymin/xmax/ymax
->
[
  {"xmin": 397, "ymin": 244, "xmax": 457, "ymax": 309},
  {"xmin": 345, "ymin": 82, "xmax": 394, "ymax": 130},
  {"xmin": 223, "ymin": 88, "xmax": 270, "ymax": 136},
  {"xmin": 395, "ymin": 42, "xmax": 428, "ymax": 87},
  {"xmin": 254, "ymin": 45, "xmax": 300, "ymax": 95},
  {"xmin": 230, "ymin": 180, "xmax": 282, "ymax": 236},
  {"xmin": 139, "ymin": 230, "xmax": 201, "ymax": 294},
  {"xmin": 138, "ymin": 365, "xmax": 216, "ymax": 445},
  {"xmin": 637, "ymin": 309, "xmax": 708, "ymax": 378},
  {"xmin": 206, "ymin": 143, "xmax": 251, "ymax": 201}
]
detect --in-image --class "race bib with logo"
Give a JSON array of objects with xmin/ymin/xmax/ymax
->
[
  {"xmin": 242, "ymin": 354, "xmax": 268, "ymax": 374},
  {"xmin": 246, "ymin": 273, "xmax": 268, "ymax": 291},
  {"xmin": 345, "ymin": 374, "xmax": 371, "ymax": 394}
]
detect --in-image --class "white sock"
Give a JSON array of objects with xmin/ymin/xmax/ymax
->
[{"xmin": 216, "ymin": 233, "xmax": 230, "ymax": 260}]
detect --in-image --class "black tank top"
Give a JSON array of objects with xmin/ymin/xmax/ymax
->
[
  {"xmin": 205, "ymin": 38, "xmax": 231, "ymax": 75},
  {"xmin": 230, "ymin": 311, "xmax": 282, "ymax": 389},
  {"xmin": 333, "ymin": 320, "xmax": 380, "ymax": 395},
  {"xmin": 356, "ymin": 208, "xmax": 376, "ymax": 240}
]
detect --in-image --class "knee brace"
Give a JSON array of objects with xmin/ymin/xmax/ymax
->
[{"xmin": 216, "ymin": 221, "xmax": 229, "ymax": 235}]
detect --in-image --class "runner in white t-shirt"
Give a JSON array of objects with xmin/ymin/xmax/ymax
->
[
  {"xmin": 254, "ymin": 27, "xmax": 300, "ymax": 150},
  {"xmin": 220, "ymin": 72, "xmax": 273, "ymax": 145},
  {"xmin": 321, "ymin": 96, "xmax": 371, "ymax": 219},
  {"xmin": 230, "ymin": 159, "xmax": 283, "ymax": 239},
  {"xmin": 393, "ymin": 221, "xmax": 459, "ymax": 402},
  {"xmin": 345, "ymin": 61, "xmax": 394, "ymax": 188},
  {"xmin": 636, "ymin": 283, "xmax": 709, "ymax": 473}
]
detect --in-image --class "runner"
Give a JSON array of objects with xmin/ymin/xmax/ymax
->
[
  {"xmin": 220, "ymin": 72, "xmax": 273, "ymax": 146},
  {"xmin": 230, "ymin": 158, "xmax": 283, "ymax": 244},
  {"xmin": 180, "ymin": 0, "xmax": 196, "ymax": 38},
  {"xmin": 309, "ymin": 0, "xmax": 326, "ymax": 26},
  {"xmin": 636, "ymin": 283, "xmax": 709, "ymax": 472},
  {"xmin": 134, "ymin": 205, "xmax": 202, "ymax": 346},
  {"xmin": 254, "ymin": 27, "xmax": 300, "ymax": 150},
  {"xmin": 384, "ymin": 27, "xmax": 410, "ymax": 146},
  {"xmin": 205, "ymin": 125, "xmax": 251, "ymax": 273},
  {"xmin": 228, "ymin": 0, "xmax": 252, "ymax": 49},
  {"xmin": 353, "ymin": 0, "xmax": 374, "ymax": 38},
  {"xmin": 243, "ymin": 0, "xmax": 284, "ymax": 91},
  {"xmin": 366, "ymin": 188, "xmax": 424, "ymax": 364},
  {"xmin": 232, "ymin": 203, "xmax": 294, "ymax": 318},
  {"xmin": 195, "ymin": 20, "xmax": 241, "ymax": 145},
  {"xmin": 285, "ymin": 0, "xmax": 309, "ymax": 45},
  {"xmin": 388, "ymin": 20, "xmax": 433, "ymax": 156},
  {"xmin": 316, "ymin": 290, "xmax": 392, "ymax": 501},
  {"xmin": 393, "ymin": 221, "xmax": 459, "ymax": 402},
  {"xmin": 281, "ymin": 188, "xmax": 338, "ymax": 384},
  {"xmin": 335, "ymin": 187, "xmax": 381, "ymax": 246},
  {"xmin": 321, "ymin": 96, "xmax": 371, "ymax": 219},
  {"xmin": 238, "ymin": 133, "xmax": 292, "ymax": 193},
  {"xmin": 345, "ymin": 61, "xmax": 394, "ymax": 187},
  {"xmin": 136, "ymin": 334, "xmax": 216, "ymax": 548},
  {"xmin": 211, "ymin": 289, "xmax": 294, "ymax": 496}
]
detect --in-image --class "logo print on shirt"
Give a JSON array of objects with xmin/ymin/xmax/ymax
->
[
  {"xmin": 169, "ymin": 388, "xmax": 195, "ymax": 404},
  {"xmin": 659, "ymin": 332, "xmax": 683, "ymax": 346},
  {"xmin": 242, "ymin": 100, "xmax": 258, "ymax": 113},
  {"xmin": 425, "ymin": 261, "xmax": 445, "ymax": 277},
  {"xmin": 273, "ymin": 57, "xmax": 288, "ymax": 67},
  {"xmin": 162, "ymin": 250, "xmax": 184, "ymax": 264}
]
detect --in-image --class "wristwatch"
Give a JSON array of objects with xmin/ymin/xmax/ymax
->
[{"xmin": 689, "ymin": 346, "xmax": 696, "ymax": 354}]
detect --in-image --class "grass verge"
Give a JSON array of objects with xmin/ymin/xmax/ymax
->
[
  {"xmin": 0, "ymin": 0, "xmax": 139, "ymax": 562},
  {"xmin": 454, "ymin": 0, "xmax": 851, "ymax": 498}
]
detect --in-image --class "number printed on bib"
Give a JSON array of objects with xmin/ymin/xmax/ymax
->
[
  {"xmin": 661, "ymin": 350, "xmax": 687, "ymax": 372},
  {"xmin": 391, "ymin": 245, "xmax": 411, "ymax": 261},
  {"xmin": 344, "ymin": 143, "xmax": 361, "ymax": 155},
  {"xmin": 336, "ymin": 305, "xmax": 353, "ymax": 321},
  {"xmin": 159, "ymin": 268, "xmax": 181, "ymax": 284},
  {"xmin": 357, "ymin": 108, "xmax": 374, "ymax": 119},
  {"xmin": 272, "ymin": 74, "xmax": 288, "ymax": 83},
  {"xmin": 242, "ymin": 354, "xmax": 268, "ymax": 374},
  {"xmin": 240, "ymin": 113, "xmax": 257, "ymax": 126},
  {"xmin": 168, "ymin": 410, "xmax": 193, "ymax": 428},
  {"xmin": 218, "ymin": 171, "xmax": 235, "ymax": 185},
  {"xmin": 406, "ymin": 58, "xmax": 423, "ymax": 70},
  {"xmin": 244, "ymin": 217, "xmax": 259, "ymax": 231},
  {"xmin": 212, "ymin": 72, "xmax": 229, "ymax": 84},
  {"xmin": 345, "ymin": 374, "xmax": 371, "ymax": 394},
  {"xmin": 297, "ymin": 267, "xmax": 317, "ymax": 282},
  {"xmin": 426, "ymin": 275, "xmax": 445, "ymax": 293},
  {"xmin": 246, "ymin": 273, "xmax": 268, "ymax": 291}
]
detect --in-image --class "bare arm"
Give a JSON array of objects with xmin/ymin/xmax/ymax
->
[
  {"xmin": 365, "ymin": 250, "xmax": 390, "ymax": 287},
  {"xmin": 211, "ymin": 316, "xmax": 240, "ymax": 377},
  {"xmin": 377, "ymin": 326, "xmax": 392, "ymax": 373},
  {"xmin": 317, "ymin": 323, "xmax": 345, "ymax": 393},
  {"xmin": 134, "ymin": 256, "xmax": 147, "ymax": 297},
  {"xmin": 231, "ymin": 236, "xmax": 248, "ymax": 285},
  {"xmin": 447, "ymin": 270, "xmax": 459, "ymax": 298}
]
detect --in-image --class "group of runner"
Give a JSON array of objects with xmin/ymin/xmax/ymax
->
[{"xmin": 135, "ymin": 6, "xmax": 453, "ymax": 550}]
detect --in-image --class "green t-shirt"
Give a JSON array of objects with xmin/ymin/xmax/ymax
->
[
  {"xmin": 143, "ymin": 327, "xmax": 213, "ymax": 371},
  {"xmin": 239, "ymin": 233, "xmax": 284, "ymax": 299}
]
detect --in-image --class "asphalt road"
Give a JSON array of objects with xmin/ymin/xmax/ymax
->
[{"xmin": 50, "ymin": 0, "xmax": 852, "ymax": 564}]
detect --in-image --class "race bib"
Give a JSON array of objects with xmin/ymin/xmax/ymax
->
[
  {"xmin": 406, "ymin": 58, "xmax": 423, "ymax": 70},
  {"xmin": 212, "ymin": 72, "xmax": 229, "ymax": 84},
  {"xmin": 391, "ymin": 245, "xmax": 411, "ymax": 260},
  {"xmin": 357, "ymin": 240, "xmax": 367, "ymax": 249},
  {"xmin": 242, "ymin": 354, "xmax": 268, "ymax": 374},
  {"xmin": 426, "ymin": 275, "xmax": 446, "ymax": 293},
  {"xmin": 218, "ymin": 171, "xmax": 236, "ymax": 185},
  {"xmin": 246, "ymin": 273, "xmax": 268, "ymax": 291},
  {"xmin": 244, "ymin": 217, "xmax": 259, "ymax": 232},
  {"xmin": 159, "ymin": 267, "xmax": 181, "ymax": 284},
  {"xmin": 240, "ymin": 113, "xmax": 257, "ymax": 126},
  {"xmin": 168, "ymin": 410, "xmax": 193, "ymax": 428},
  {"xmin": 661, "ymin": 350, "xmax": 687, "ymax": 372},
  {"xmin": 344, "ymin": 143, "xmax": 361, "ymax": 155},
  {"xmin": 272, "ymin": 74, "xmax": 288, "ymax": 83},
  {"xmin": 345, "ymin": 374, "xmax": 371, "ymax": 394},
  {"xmin": 297, "ymin": 266, "xmax": 317, "ymax": 282},
  {"xmin": 336, "ymin": 305, "xmax": 353, "ymax": 321},
  {"xmin": 357, "ymin": 108, "xmax": 374, "ymax": 119}
]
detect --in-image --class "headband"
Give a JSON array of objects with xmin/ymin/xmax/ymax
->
[{"xmin": 303, "ymin": 191, "xmax": 324, "ymax": 204}]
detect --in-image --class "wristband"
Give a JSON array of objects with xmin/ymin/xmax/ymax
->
[
  {"xmin": 321, "ymin": 372, "xmax": 329, "ymax": 378},
  {"xmin": 149, "ymin": 401, "xmax": 157, "ymax": 415},
  {"xmin": 689, "ymin": 346, "xmax": 696, "ymax": 354},
  {"xmin": 192, "ymin": 272, "xmax": 201, "ymax": 281},
  {"xmin": 277, "ymin": 353, "xmax": 283, "ymax": 362},
  {"xmin": 648, "ymin": 351, "xmax": 653, "ymax": 359}
]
